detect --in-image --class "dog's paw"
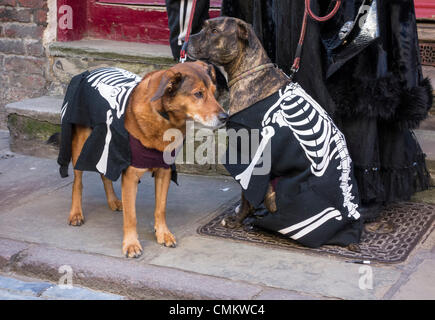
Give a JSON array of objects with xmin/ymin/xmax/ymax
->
[
  {"xmin": 221, "ymin": 216, "xmax": 242, "ymax": 229},
  {"xmin": 155, "ymin": 227, "xmax": 177, "ymax": 248},
  {"xmin": 347, "ymin": 243, "xmax": 361, "ymax": 253},
  {"xmin": 68, "ymin": 212, "xmax": 85, "ymax": 226},
  {"xmin": 122, "ymin": 239, "xmax": 143, "ymax": 258},
  {"xmin": 108, "ymin": 199, "xmax": 123, "ymax": 212}
]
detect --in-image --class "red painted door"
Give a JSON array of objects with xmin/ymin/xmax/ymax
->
[
  {"xmin": 415, "ymin": 0, "xmax": 435, "ymax": 19},
  {"xmin": 97, "ymin": 0, "xmax": 222, "ymax": 7},
  {"xmin": 58, "ymin": 0, "xmax": 221, "ymax": 43}
]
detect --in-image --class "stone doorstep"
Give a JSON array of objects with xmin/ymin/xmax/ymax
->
[
  {"xmin": 49, "ymin": 39, "xmax": 175, "ymax": 66},
  {"xmin": 417, "ymin": 22, "xmax": 435, "ymax": 43},
  {"xmin": 5, "ymin": 96, "xmax": 229, "ymax": 176}
]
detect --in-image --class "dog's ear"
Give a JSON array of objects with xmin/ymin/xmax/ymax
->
[
  {"xmin": 236, "ymin": 20, "xmax": 250, "ymax": 42},
  {"xmin": 150, "ymin": 72, "xmax": 183, "ymax": 102},
  {"xmin": 207, "ymin": 64, "xmax": 217, "ymax": 85},
  {"xmin": 192, "ymin": 60, "xmax": 217, "ymax": 86}
]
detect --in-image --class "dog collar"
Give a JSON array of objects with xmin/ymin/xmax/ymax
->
[
  {"xmin": 158, "ymin": 110, "xmax": 170, "ymax": 120},
  {"xmin": 228, "ymin": 63, "xmax": 276, "ymax": 88}
]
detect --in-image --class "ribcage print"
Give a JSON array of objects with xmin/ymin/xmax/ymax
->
[
  {"xmin": 262, "ymin": 83, "xmax": 360, "ymax": 219},
  {"xmin": 86, "ymin": 67, "xmax": 142, "ymax": 175},
  {"xmin": 87, "ymin": 68, "xmax": 142, "ymax": 119}
]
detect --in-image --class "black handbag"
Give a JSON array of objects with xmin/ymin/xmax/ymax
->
[{"xmin": 322, "ymin": 0, "xmax": 380, "ymax": 78}]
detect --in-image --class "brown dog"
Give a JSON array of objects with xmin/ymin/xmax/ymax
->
[
  {"xmin": 66, "ymin": 61, "xmax": 227, "ymax": 258},
  {"xmin": 188, "ymin": 17, "xmax": 290, "ymax": 228}
]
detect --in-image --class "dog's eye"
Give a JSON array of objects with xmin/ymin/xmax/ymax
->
[
  {"xmin": 194, "ymin": 91, "xmax": 204, "ymax": 99},
  {"xmin": 211, "ymin": 28, "xmax": 219, "ymax": 34}
]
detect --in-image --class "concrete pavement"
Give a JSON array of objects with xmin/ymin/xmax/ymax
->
[{"xmin": 0, "ymin": 130, "xmax": 434, "ymax": 300}]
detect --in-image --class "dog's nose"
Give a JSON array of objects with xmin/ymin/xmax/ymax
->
[{"xmin": 218, "ymin": 112, "xmax": 229, "ymax": 123}]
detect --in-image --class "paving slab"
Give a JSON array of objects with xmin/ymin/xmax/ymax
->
[
  {"xmin": 0, "ymin": 149, "xmax": 73, "ymax": 212},
  {"xmin": 0, "ymin": 129, "xmax": 238, "ymax": 258},
  {"xmin": 391, "ymin": 259, "xmax": 435, "ymax": 300},
  {"xmin": 149, "ymin": 236, "xmax": 402, "ymax": 300},
  {"xmin": 0, "ymin": 167, "xmax": 238, "ymax": 258}
]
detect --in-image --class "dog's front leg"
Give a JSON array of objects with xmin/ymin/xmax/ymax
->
[
  {"xmin": 153, "ymin": 168, "xmax": 176, "ymax": 248},
  {"xmin": 121, "ymin": 166, "xmax": 146, "ymax": 258}
]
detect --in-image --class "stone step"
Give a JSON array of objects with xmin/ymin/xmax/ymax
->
[
  {"xmin": 48, "ymin": 40, "xmax": 176, "ymax": 96},
  {"xmin": 6, "ymin": 96, "xmax": 62, "ymax": 158},
  {"xmin": 5, "ymin": 96, "xmax": 229, "ymax": 176}
]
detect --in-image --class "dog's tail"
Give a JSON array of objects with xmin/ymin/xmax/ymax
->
[
  {"xmin": 46, "ymin": 132, "xmax": 68, "ymax": 177},
  {"xmin": 47, "ymin": 132, "xmax": 60, "ymax": 146}
]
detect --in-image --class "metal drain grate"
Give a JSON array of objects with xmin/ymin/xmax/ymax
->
[
  {"xmin": 420, "ymin": 43, "xmax": 435, "ymax": 66},
  {"xmin": 198, "ymin": 202, "xmax": 435, "ymax": 264}
]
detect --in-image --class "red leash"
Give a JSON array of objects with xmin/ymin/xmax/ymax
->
[
  {"xmin": 179, "ymin": 0, "xmax": 198, "ymax": 62},
  {"xmin": 290, "ymin": 0, "xmax": 341, "ymax": 78}
]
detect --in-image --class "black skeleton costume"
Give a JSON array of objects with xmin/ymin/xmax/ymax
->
[
  {"xmin": 225, "ymin": 83, "xmax": 362, "ymax": 248},
  {"xmin": 58, "ymin": 67, "xmax": 177, "ymax": 183}
]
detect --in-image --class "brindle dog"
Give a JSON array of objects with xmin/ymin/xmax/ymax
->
[{"xmin": 188, "ymin": 17, "xmax": 290, "ymax": 228}]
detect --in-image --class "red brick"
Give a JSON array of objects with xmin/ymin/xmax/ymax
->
[
  {"xmin": 4, "ymin": 23, "xmax": 44, "ymax": 39},
  {"xmin": 0, "ymin": 8, "xmax": 30, "ymax": 22},
  {"xmin": 4, "ymin": 56, "xmax": 45, "ymax": 75},
  {"xmin": 0, "ymin": 7, "xmax": 32, "ymax": 22},
  {"xmin": 0, "ymin": 0, "xmax": 17, "ymax": 6},
  {"xmin": 0, "ymin": 39, "xmax": 25, "ymax": 54},
  {"xmin": 26, "ymin": 40, "xmax": 44, "ymax": 56},
  {"xmin": 0, "ymin": 7, "xmax": 9, "ymax": 22},
  {"xmin": 33, "ymin": 8, "xmax": 47, "ymax": 25},
  {"xmin": 17, "ymin": 0, "xmax": 46, "ymax": 9},
  {"xmin": 16, "ymin": 8, "xmax": 32, "ymax": 22},
  {"xmin": 6, "ymin": 73, "xmax": 46, "ymax": 92}
]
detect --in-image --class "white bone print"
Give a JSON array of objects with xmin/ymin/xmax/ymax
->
[
  {"xmin": 96, "ymin": 110, "xmax": 113, "ymax": 175},
  {"xmin": 235, "ymin": 126, "xmax": 275, "ymax": 189},
  {"xmin": 238, "ymin": 83, "xmax": 360, "ymax": 220}
]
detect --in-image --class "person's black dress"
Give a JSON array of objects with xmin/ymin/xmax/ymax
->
[{"xmin": 221, "ymin": 0, "xmax": 433, "ymax": 220}]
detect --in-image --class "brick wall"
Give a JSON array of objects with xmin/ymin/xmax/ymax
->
[{"xmin": 0, "ymin": 0, "xmax": 49, "ymax": 129}]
